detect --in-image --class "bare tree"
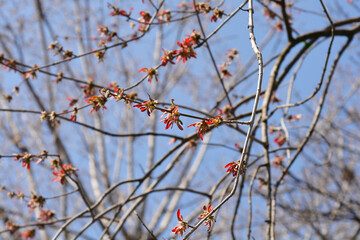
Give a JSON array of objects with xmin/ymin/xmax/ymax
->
[{"xmin": 0, "ymin": 0, "xmax": 359, "ymax": 239}]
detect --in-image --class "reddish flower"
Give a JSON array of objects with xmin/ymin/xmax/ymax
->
[
  {"xmin": 96, "ymin": 25, "xmax": 109, "ymax": 38},
  {"xmin": 210, "ymin": 15, "xmax": 217, "ymax": 22},
  {"xmin": 133, "ymin": 94, "xmax": 158, "ymax": 116},
  {"xmin": 187, "ymin": 30, "xmax": 201, "ymax": 45},
  {"xmin": 194, "ymin": 3, "xmax": 211, "ymax": 14},
  {"xmin": 258, "ymin": 177, "xmax": 268, "ymax": 189},
  {"xmin": 81, "ymin": 77, "xmax": 95, "ymax": 97},
  {"xmin": 206, "ymin": 115, "xmax": 223, "ymax": 127},
  {"xmin": 139, "ymin": 11, "xmax": 151, "ymax": 23},
  {"xmin": 3, "ymin": 94, "xmax": 12, "ymax": 103},
  {"xmin": 286, "ymin": 114, "xmax": 302, "ymax": 122},
  {"xmin": 157, "ymin": 10, "xmax": 171, "ymax": 23},
  {"xmin": 7, "ymin": 191, "xmax": 16, "ymax": 199},
  {"xmin": 55, "ymin": 71, "xmax": 63, "ymax": 83},
  {"xmin": 92, "ymin": 49, "xmax": 106, "ymax": 62},
  {"xmin": 226, "ymin": 49, "xmax": 239, "ymax": 61},
  {"xmin": 16, "ymin": 191, "xmax": 25, "ymax": 201},
  {"xmin": 14, "ymin": 153, "xmax": 32, "ymax": 170},
  {"xmin": 84, "ymin": 90, "xmax": 108, "ymax": 113},
  {"xmin": 3, "ymin": 59, "xmax": 17, "ymax": 71},
  {"xmin": 263, "ymin": 8, "xmax": 276, "ymax": 20},
  {"xmin": 115, "ymin": 88, "xmax": 125, "ymax": 102},
  {"xmin": 107, "ymin": 81, "xmax": 119, "ymax": 91},
  {"xmin": 210, "ymin": 7, "xmax": 224, "ymax": 22},
  {"xmin": 139, "ymin": 67, "xmax": 158, "ymax": 83},
  {"xmin": 96, "ymin": 25, "xmax": 116, "ymax": 43},
  {"xmin": 234, "ymin": 143, "xmax": 244, "ymax": 152},
  {"xmin": 217, "ymin": 105, "xmax": 233, "ymax": 119},
  {"xmin": 20, "ymin": 229, "xmax": 36, "ymax": 240},
  {"xmin": 137, "ymin": 23, "xmax": 148, "ymax": 33},
  {"xmin": 220, "ymin": 64, "xmax": 232, "ymax": 78},
  {"xmin": 198, "ymin": 204, "xmax": 216, "ymax": 232},
  {"xmin": 53, "ymin": 164, "xmax": 78, "ymax": 185},
  {"xmin": 274, "ymin": 133, "xmax": 286, "ymax": 146},
  {"xmin": 272, "ymin": 155, "xmax": 285, "ymax": 168},
  {"xmin": 5, "ymin": 220, "xmax": 19, "ymax": 234},
  {"xmin": 160, "ymin": 48, "xmax": 177, "ymax": 66},
  {"xmin": 225, "ymin": 159, "xmax": 246, "ymax": 177},
  {"xmin": 108, "ymin": 3, "xmax": 133, "ymax": 17},
  {"xmin": 275, "ymin": 21, "xmax": 283, "ymax": 31},
  {"xmin": 225, "ymin": 160, "xmax": 239, "ymax": 177},
  {"xmin": 62, "ymin": 49, "xmax": 73, "ymax": 60},
  {"xmin": 160, "ymin": 100, "xmax": 183, "ymax": 130},
  {"xmin": 25, "ymin": 64, "xmax": 39, "ymax": 80},
  {"xmin": 38, "ymin": 209, "xmax": 55, "ymax": 222},
  {"xmin": 176, "ymin": 37, "xmax": 197, "ymax": 63},
  {"xmin": 70, "ymin": 107, "xmax": 78, "ymax": 122},
  {"xmin": 28, "ymin": 194, "xmax": 46, "ymax": 210},
  {"xmin": 172, "ymin": 209, "xmax": 189, "ymax": 237},
  {"xmin": 67, "ymin": 97, "xmax": 78, "ymax": 107},
  {"xmin": 48, "ymin": 41, "xmax": 63, "ymax": 57},
  {"xmin": 178, "ymin": 2, "xmax": 189, "ymax": 9},
  {"xmin": 187, "ymin": 120, "xmax": 209, "ymax": 141}
]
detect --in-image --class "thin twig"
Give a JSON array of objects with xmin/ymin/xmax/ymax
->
[{"xmin": 134, "ymin": 211, "xmax": 158, "ymax": 240}]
